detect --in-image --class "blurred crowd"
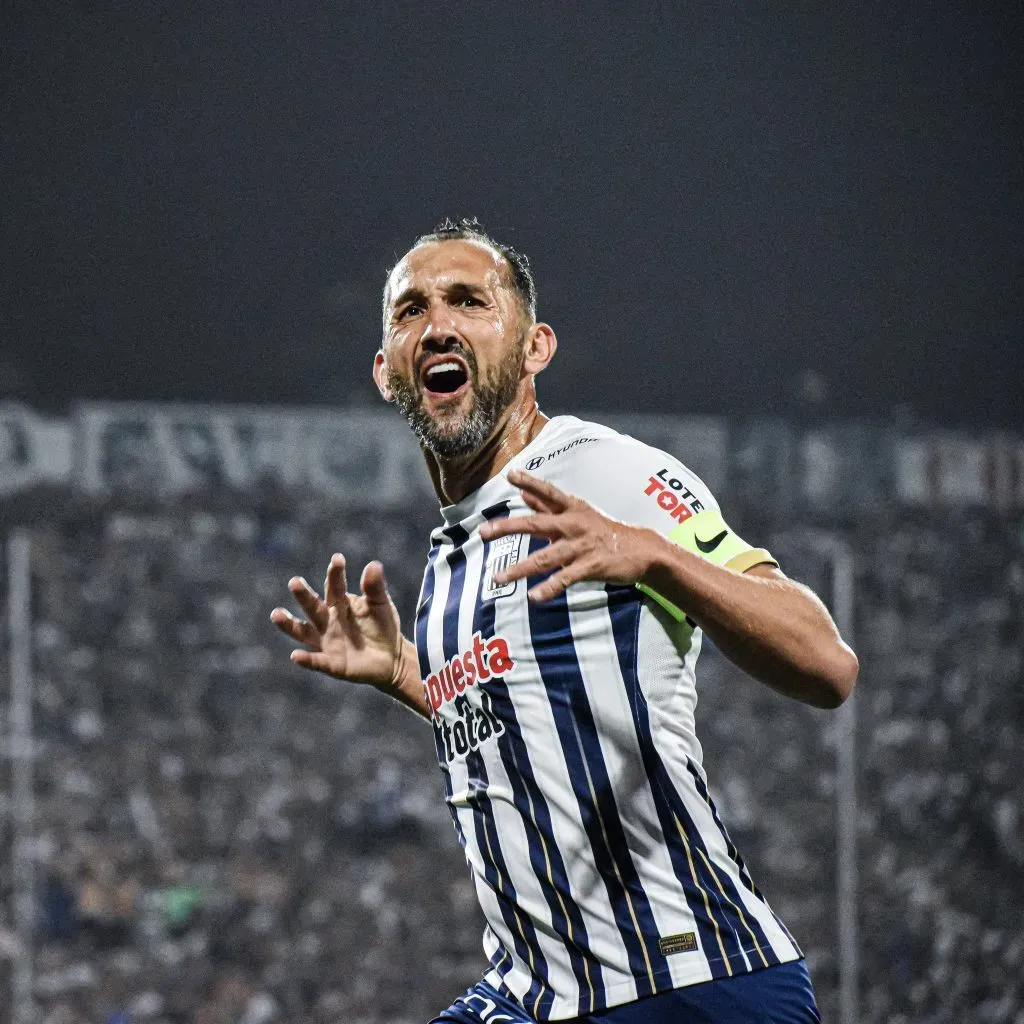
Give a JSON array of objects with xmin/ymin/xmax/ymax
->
[
  {"xmin": 699, "ymin": 503, "xmax": 1024, "ymax": 1023},
  {"xmin": 0, "ymin": 487, "xmax": 1021, "ymax": 1023}
]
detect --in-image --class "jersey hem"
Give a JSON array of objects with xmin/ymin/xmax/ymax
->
[{"xmin": 494, "ymin": 947, "xmax": 803, "ymax": 1021}]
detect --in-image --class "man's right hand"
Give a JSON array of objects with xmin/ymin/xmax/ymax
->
[
  {"xmin": 270, "ymin": 554, "xmax": 406, "ymax": 687},
  {"xmin": 271, "ymin": 554, "xmax": 430, "ymax": 719}
]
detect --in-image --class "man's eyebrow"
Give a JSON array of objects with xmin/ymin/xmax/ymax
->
[
  {"xmin": 445, "ymin": 281, "xmax": 487, "ymax": 295},
  {"xmin": 390, "ymin": 280, "xmax": 488, "ymax": 311},
  {"xmin": 389, "ymin": 286, "xmax": 425, "ymax": 311}
]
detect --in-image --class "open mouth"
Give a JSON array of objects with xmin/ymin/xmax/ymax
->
[{"xmin": 421, "ymin": 359, "xmax": 470, "ymax": 396}]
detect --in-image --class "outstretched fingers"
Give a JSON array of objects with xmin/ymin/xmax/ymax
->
[
  {"xmin": 358, "ymin": 562, "xmax": 400, "ymax": 660},
  {"xmin": 481, "ymin": 512, "xmax": 563, "ymax": 543},
  {"xmin": 290, "ymin": 649, "xmax": 337, "ymax": 671},
  {"xmin": 526, "ymin": 563, "xmax": 590, "ymax": 602},
  {"xmin": 494, "ymin": 538, "xmax": 576, "ymax": 586},
  {"xmin": 360, "ymin": 560, "xmax": 391, "ymax": 608},
  {"xmin": 270, "ymin": 607, "xmax": 320, "ymax": 647},
  {"xmin": 507, "ymin": 469, "xmax": 574, "ymax": 513},
  {"xmin": 288, "ymin": 576, "xmax": 329, "ymax": 633},
  {"xmin": 324, "ymin": 553, "xmax": 350, "ymax": 611}
]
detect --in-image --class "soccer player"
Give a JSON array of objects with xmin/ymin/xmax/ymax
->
[{"xmin": 271, "ymin": 219, "xmax": 858, "ymax": 1023}]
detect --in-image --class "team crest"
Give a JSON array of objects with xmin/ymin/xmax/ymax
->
[{"xmin": 481, "ymin": 533, "xmax": 525, "ymax": 601}]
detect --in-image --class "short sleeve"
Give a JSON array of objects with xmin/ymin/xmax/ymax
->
[{"xmin": 532, "ymin": 427, "xmax": 777, "ymax": 620}]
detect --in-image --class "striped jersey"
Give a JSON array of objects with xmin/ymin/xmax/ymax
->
[{"xmin": 414, "ymin": 415, "xmax": 801, "ymax": 1021}]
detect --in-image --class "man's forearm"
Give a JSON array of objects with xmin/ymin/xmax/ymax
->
[
  {"xmin": 638, "ymin": 531, "xmax": 858, "ymax": 708},
  {"xmin": 373, "ymin": 636, "xmax": 432, "ymax": 719}
]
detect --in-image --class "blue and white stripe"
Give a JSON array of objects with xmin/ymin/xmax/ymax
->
[{"xmin": 415, "ymin": 417, "xmax": 801, "ymax": 1021}]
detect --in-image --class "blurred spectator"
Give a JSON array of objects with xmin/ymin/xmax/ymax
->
[{"xmin": 0, "ymin": 485, "xmax": 1019, "ymax": 1022}]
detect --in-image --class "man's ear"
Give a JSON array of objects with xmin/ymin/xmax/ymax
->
[
  {"xmin": 373, "ymin": 350, "xmax": 395, "ymax": 402},
  {"xmin": 523, "ymin": 323, "xmax": 557, "ymax": 377}
]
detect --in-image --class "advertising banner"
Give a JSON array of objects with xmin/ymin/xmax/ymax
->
[{"xmin": 0, "ymin": 402, "xmax": 1019, "ymax": 510}]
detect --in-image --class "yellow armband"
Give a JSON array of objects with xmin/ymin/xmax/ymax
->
[{"xmin": 635, "ymin": 508, "xmax": 778, "ymax": 622}]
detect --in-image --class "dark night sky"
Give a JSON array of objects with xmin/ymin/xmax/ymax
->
[{"xmin": 2, "ymin": 3, "xmax": 1021, "ymax": 427}]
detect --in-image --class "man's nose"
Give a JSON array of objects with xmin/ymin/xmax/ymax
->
[{"xmin": 419, "ymin": 305, "xmax": 461, "ymax": 348}]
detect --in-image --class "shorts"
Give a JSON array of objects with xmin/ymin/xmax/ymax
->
[{"xmin": 429, "ymin": 959, "xmax": 821, "ymax": 1023}]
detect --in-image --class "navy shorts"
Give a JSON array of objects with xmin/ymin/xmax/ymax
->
[{"xmin": 429, "ymin": 959, "xmax": 821, "ymax": 1023}]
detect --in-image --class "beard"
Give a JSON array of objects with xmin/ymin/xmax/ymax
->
[{"xmin": 387, "ymin": 336, "xmax": 526, "ymax": 460}]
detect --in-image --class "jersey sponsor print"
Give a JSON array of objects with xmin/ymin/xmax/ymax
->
[{"xmin": 416, "ymin": 416, "xmax": 801, "ymax": 1021}]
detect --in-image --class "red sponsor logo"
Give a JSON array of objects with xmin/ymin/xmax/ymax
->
[
  {"xmin": 643, "ymin": 468, "xmax": 706, "ymax": 524},
  {"xmin": 423, "ymin": 632, "xmax": 516, "ymax": 721}
]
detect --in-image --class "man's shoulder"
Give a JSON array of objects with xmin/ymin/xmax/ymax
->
[
  {"xmin": 522, "ymin": 415, "xmax": 695, "ymax": 482},
  {"xmin": 518, "ymin": 415, "xmax": 719, "ymax": 526},
  {"xmin": 522, "ymin": 415, "xmax": 654, "ymax": 472}
]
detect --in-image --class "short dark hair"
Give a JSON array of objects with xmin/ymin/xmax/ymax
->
[{"xmin": 398, "ymin": 217, "xmax": 537, "ymax": 320}]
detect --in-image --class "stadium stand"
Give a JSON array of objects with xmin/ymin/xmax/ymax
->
[{"xmin": 0, "ymin": 452, "xmax": 1022, "ymax": 1022}]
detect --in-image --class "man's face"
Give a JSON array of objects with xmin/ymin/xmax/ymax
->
[{"xmin": 378, "ymin": 239, "xmax": 528, "ymax": 459}]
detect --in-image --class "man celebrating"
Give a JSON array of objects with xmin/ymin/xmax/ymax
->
[{"xmin": 271, "ymin": 219, "xmax": 857, "ymax": 1023}]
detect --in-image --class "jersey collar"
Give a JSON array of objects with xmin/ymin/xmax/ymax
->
[{"xmin": 437, "ymin": 416, "xmax": 563, "ymax": 527}]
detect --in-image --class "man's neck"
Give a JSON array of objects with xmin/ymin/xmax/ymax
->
[{"xmin": 424, "ymin": 385, "xmax": 549, "ymax": 506}]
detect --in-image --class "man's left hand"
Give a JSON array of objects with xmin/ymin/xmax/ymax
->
[{"xmin": 478, "ymin": 469, "xmax": 660, "ymax": 602}]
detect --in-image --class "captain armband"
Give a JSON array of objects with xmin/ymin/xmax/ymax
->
[{"xmin": 635, "ymin": 508, "xmax": 778, "ymax": 623}]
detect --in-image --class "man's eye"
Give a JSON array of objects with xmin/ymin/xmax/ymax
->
[
  {"xmin": 457, "ymin": 296, "xmax": 482, "ymax": 307},
  {"xmin": 397, "ymin": 305, "xmax": 422, "ymax": 320}
]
